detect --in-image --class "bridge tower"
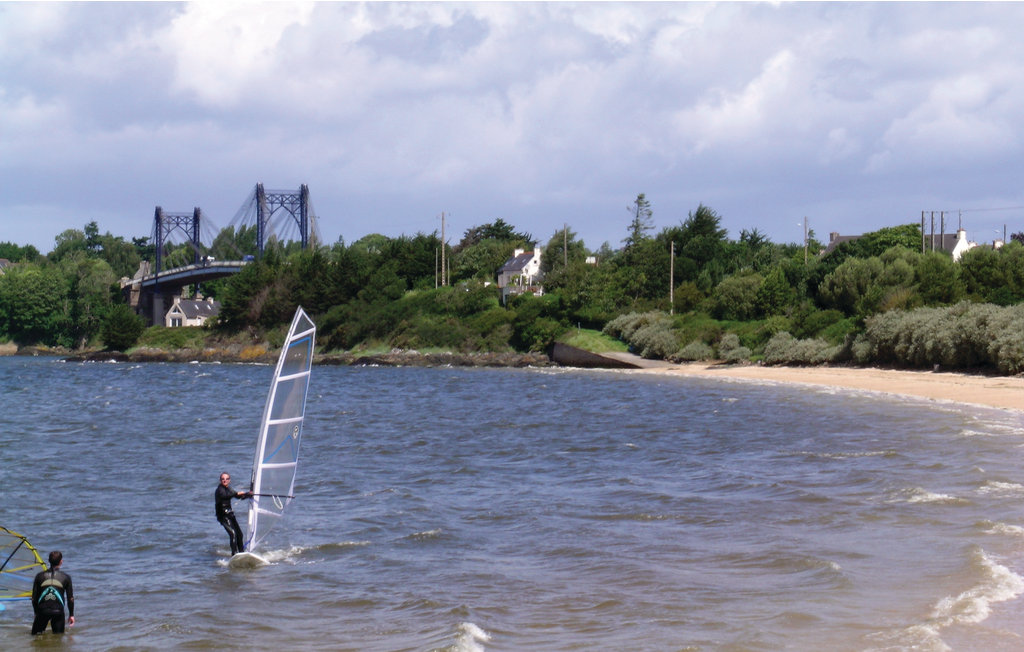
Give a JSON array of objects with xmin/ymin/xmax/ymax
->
[
  {"xmin": 154, "ymin": 207, "xmax": 202, "ymax": 272},
  {"xmin": 254, "ymin": 183, "xmax": 313, "ymax": 255}
]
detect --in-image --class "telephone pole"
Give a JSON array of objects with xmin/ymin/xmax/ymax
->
[
  {"xmin": 803, "ymin": 216, "xmax": 808, "ymax": 266},
  {"xmin": 670, "ymin": 241, "xmax": 675, "ymax": 315},
  {"xmin": 440, "ymin": 212, "xmax": 447, "ymax": 287},
  {"xmin": 563, "ymin": 223, "xmax": 568, "ymax": 267}
]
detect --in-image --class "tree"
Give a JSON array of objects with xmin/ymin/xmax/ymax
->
[
  {"xmin": 101, "ymin": 303, "xmax": 145, "ymax": 351},
  {"xmin": 454, "ymin": 218, "xmax": 533, "ymax": 252},
  {"xmin": 0, "ymin": 265, "xmax": 72, "ymax": 346},
  {"xmin": 915, "ymin": 251, "xmax": 965, "ymax": 305},
  {"xmin": 710, "ymin": 273, "xmax": 763, "ymax": 321},
  {"xmin": 623, "ymin": 193, "xmax": 653, "ymax": 254},
  {"xmin": 0, "ymin": 242, "xmax": 41, "ymax": 262}
]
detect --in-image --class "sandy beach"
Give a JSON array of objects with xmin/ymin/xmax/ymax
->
[{"xmin": 636, "ymin": 362, "xmax": 1024, "ymax": 413}]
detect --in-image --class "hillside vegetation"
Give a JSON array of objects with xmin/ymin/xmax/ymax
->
[{"xmin": 2, "ymin": 206, "xmax": 1023, "ymax": 374}]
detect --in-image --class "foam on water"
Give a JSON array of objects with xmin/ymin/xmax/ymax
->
[
  {"xmin": 450, "ymin": 622, "xmax": 491, "ymax": 652},
  {"xmin": 930, "ymin": 549, "xmax": 1024, "ymax": 626}
]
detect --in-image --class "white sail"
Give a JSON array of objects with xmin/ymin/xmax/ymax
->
[{"xmin": 245, "ymin": 306, "xmax": 316, "ymax": 553}]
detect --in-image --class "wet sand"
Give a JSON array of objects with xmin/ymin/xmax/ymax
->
[{"xmin": 636, "ymin": 363, "xmax": 1024, "ymax": 413}]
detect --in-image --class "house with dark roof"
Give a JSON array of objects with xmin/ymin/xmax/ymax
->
[
  {"xmin": 165, "ymin": 296, "xmax": 221, "ymax": 327},
  {"xmin": 497, "ymin": 248, "xmax": 543, "ymax": 301}
]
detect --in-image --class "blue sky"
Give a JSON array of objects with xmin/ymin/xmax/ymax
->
[{"xmin": 3, "ymin": 2, "xmax": 1024, "ymax": 254}]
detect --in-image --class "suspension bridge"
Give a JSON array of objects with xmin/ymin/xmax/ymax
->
[{"xmin": 122, "ymin": 183, "xmax": 321, "ymax": 325}]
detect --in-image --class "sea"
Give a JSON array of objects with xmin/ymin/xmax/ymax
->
[{"xmin": 2, "ymin": 355, "xmax": 1024, "ymax": 651}]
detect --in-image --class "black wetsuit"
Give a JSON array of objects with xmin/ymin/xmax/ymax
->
[
  {"xmin": 31, "ymin": 567, "xmax": 74, "ymax": 635},
  {"xmin": 215, "ymin": 483, "xmax": 248, "ymax": 554}
]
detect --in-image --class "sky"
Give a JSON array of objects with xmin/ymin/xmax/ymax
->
[{"xmin": 3, "ymin": 1, "xmax": 1024, "ymax": 255}]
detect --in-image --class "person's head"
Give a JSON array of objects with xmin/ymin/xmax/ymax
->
[
  {"xmin": 220, "ymin": 472, "xmax": 231, "ymax": 486},
  {"xmin": 48, "ymin": 550, "xmax": 62, "ymax": 569}
]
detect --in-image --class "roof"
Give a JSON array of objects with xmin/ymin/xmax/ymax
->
[
  {"xmin": 171, "ymin": 298, "xmax": 221, "ymax": 320},
  {"xmin": 499, "ymin": 251, "xmax": 535, "ymax": 273}
]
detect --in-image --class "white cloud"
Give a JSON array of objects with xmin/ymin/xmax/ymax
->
[{"xmin": 4, "ymin": 2, "xmax": 1024, "ymax": 252}]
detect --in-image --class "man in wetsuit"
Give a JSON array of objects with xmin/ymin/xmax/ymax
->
[
  {"xmin": 215, "ymin": 472, "xmax": 252, "ymax": 555},
  {"xmin": 31, "ymin": 550, "xmax": 74, "ymax": 635}
]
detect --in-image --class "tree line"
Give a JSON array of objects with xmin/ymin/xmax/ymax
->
[{"xmin": 2, "ymin": 200, "xmax": 1023, "ymax": 373}]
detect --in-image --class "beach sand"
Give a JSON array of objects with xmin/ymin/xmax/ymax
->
[{"xmin": 634, "ymin": 363, "xmax": 1024, "ymax": 413}]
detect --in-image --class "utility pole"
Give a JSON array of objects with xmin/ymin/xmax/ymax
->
[
  {"xmin": 563, "ymin": 223, "xmax": 568, "ymax": 268},
  {"xmin": 921, "ymin": 212, "xmax": 926, "ymax": 253},
  {"xmin": 803, "ymin": 216, "xmax": 808, "ymax": 266},
  {"xmin": 670, "ymin": 241, "xmax": 675, "ymax": 316},
  {"xmin": 930, "ymin": 211, "xmax": 936, "ymax": 251},
  {"xmin": 440, "ymin": 212, "xmax": 447, "ymax": 287}
]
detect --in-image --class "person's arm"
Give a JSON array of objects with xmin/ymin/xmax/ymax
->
[{"xmin": 65, "ymin": 574, "xmax": 74, "ymax": 624}]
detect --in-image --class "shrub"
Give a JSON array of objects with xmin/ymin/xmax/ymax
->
[
  {"xmin": 717, "ymin": 332, "xmax": 751, "ymax": 363},
  {"xmin": 711, "ymin": 274, "xmax": 763, "ymax": 321},
  {"xmin": 632, "ymin": 322, "xmax": 680, "ymax": 359},
  {"xmin": 862, "ymin": 302, "xmax": 1024, "ymax": 371},
  {"xmin": 762, "ymin": 331, "xmax": 839, "ymax": 365},
  {"xmin": 676, "ymin": 340, "xmax": 714, "ymax": 362},
  {"xmin": 101, "ymin": 304, "xmax": 145, "ymax": 351}
]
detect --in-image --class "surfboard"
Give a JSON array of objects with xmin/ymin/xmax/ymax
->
[{"xmin": 228, "ymin": 551, "xmax": 269, "ymax": 569}]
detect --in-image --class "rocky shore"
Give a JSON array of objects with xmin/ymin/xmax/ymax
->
[{"xmin": 8, "ymin": 345, "xmax": 551, "ymax": 368}]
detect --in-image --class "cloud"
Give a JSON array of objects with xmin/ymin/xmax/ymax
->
[{"xmin": 3, "ymin": 2, "xmax": 1024, "ymax": 253}]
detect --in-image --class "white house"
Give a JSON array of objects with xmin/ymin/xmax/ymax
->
[
  {"xmin": 497, "ymin": 247, "xmax": 542, "ymax": 286},
  {"xmin": 165, "ymin": 296, "xmax": 221, "ymax": 327},
  {"xmin": 496, "ymin": 247, "xmax": 543, "ymax": 303}
]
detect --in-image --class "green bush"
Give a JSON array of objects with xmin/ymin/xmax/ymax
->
[
  {"xmin": 762, "ymin": 331, "xmax": 839, "ymax": 365},
  {"xmin": 676, "ymin": 340, "xmax": 714, "ymax": 361},
  {"xmin": 101, "ymin": 304, "xmax": 145, "ymax": 351},
  {"xmin": 710, "ymin": 274, "xmax": 763, "ymax": 321},
  {"xmin": 632, "ymin": 322, "xmax": 680, "ymax": 359},
  {"xmin": 862, "ymin": 302, "xmax": 1024, "ymax": 371},
  {"xmin": 717, "ymin": 332, "xmax": 751, "ymax": 363}
]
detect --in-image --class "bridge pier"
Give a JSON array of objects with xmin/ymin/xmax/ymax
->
[{"xmin": 121, "ymin": 259, "xmax": 248, "ymax": 326}]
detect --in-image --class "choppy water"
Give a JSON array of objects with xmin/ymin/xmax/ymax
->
[{"xmin": 2, "ymin": 356, "xmax": 1024, "ymax": 651}]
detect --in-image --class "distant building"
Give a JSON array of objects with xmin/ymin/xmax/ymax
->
[
  {"xmin": 165, "ymin": 296, "xmax": 221, "ymax": 328},
  {"xmin": 825, "ymin": 229, "xmax": 1001, "ymax": 260},
  {"xmin": 0, "ymin": 259, "xmax": 11, "ymax": 275},
  {"xmin": 497, "ymin": 247, "xmax": 543, "ymax": 302}
]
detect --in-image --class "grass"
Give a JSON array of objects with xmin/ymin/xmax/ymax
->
[
  {"xmin": 558, "ymin": 328, "xmax": 629, "ymax": 353},
  {"xmin": 137, "ymin": 326, "xmax": 209, "ymax": 350}
]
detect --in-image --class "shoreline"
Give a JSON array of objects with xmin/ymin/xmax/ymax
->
[
  {"xmin": 7, "ymin": 343, "xmax": 1024, "ymax": 413},
  {"xmin": 633, "ymin": 362, "xmax": 1024, "ymax": 413}
]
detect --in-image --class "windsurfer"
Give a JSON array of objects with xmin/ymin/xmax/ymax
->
[
  {"xmin": 31, "ymin": 550, "xmax": 74, "ymax": 635},
  {"xmin": 215, "ymin": 473, "xmax": 252, "ymax": 555}
]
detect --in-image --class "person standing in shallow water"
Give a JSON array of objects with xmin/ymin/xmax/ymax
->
[
  {"xmin": 215, "ymin": 472, "xmax": 252, "ymax": 554},
  {"xmin": 31, "ymin": 550, "xmax": 74, "ymax": 635}
]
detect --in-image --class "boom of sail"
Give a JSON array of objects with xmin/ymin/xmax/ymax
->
[
  {"xmin": 245, "ymin": 306, "xmax": 316, "ymax": 553},
  {"xmin": 0, "ymin": 527, "xmax": 47, "ymax": 601}
]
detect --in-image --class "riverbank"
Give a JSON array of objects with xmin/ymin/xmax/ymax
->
[
  {"xmin": 49, "ymin": 346, "xmax": 552, "ymax": 368},
  {"xmin": 8, "ymin": 341, "xmax": 1024, "ymax": 412},
  {"xmin": 636, "ymin": 362, "xmax": 1024, "ymax": 413}
]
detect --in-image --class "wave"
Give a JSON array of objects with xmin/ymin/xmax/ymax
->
[
  {"xmin": 448, "ymin": 622, "xmax": 491, "ymax": 652},
  {"xmin": 889, "ymin": 487, "xmax": 971, "ymax": 506},
  {"xmin": 981, "ymin": 520, "xmax": 1024, "ymax": 538},
  {"xmin": 930, "ymin": 548, "xmax": 1024, "ymax": 626},
  {"xmin": 976, "ymin": 480, "xmax": 1024, "ymax": 496},
  {"xmin": 865, "ymin": 548, "xmax": 1024, "ymax": 650}
]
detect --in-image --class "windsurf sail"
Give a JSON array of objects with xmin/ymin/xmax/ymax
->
[
  {"xmin": 244, "ymin": 306, "xmax": 316, "ymax": 553},
  {"xmin": 0, "ymin": 527, "xmax": 47, "ymax": 601}
]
